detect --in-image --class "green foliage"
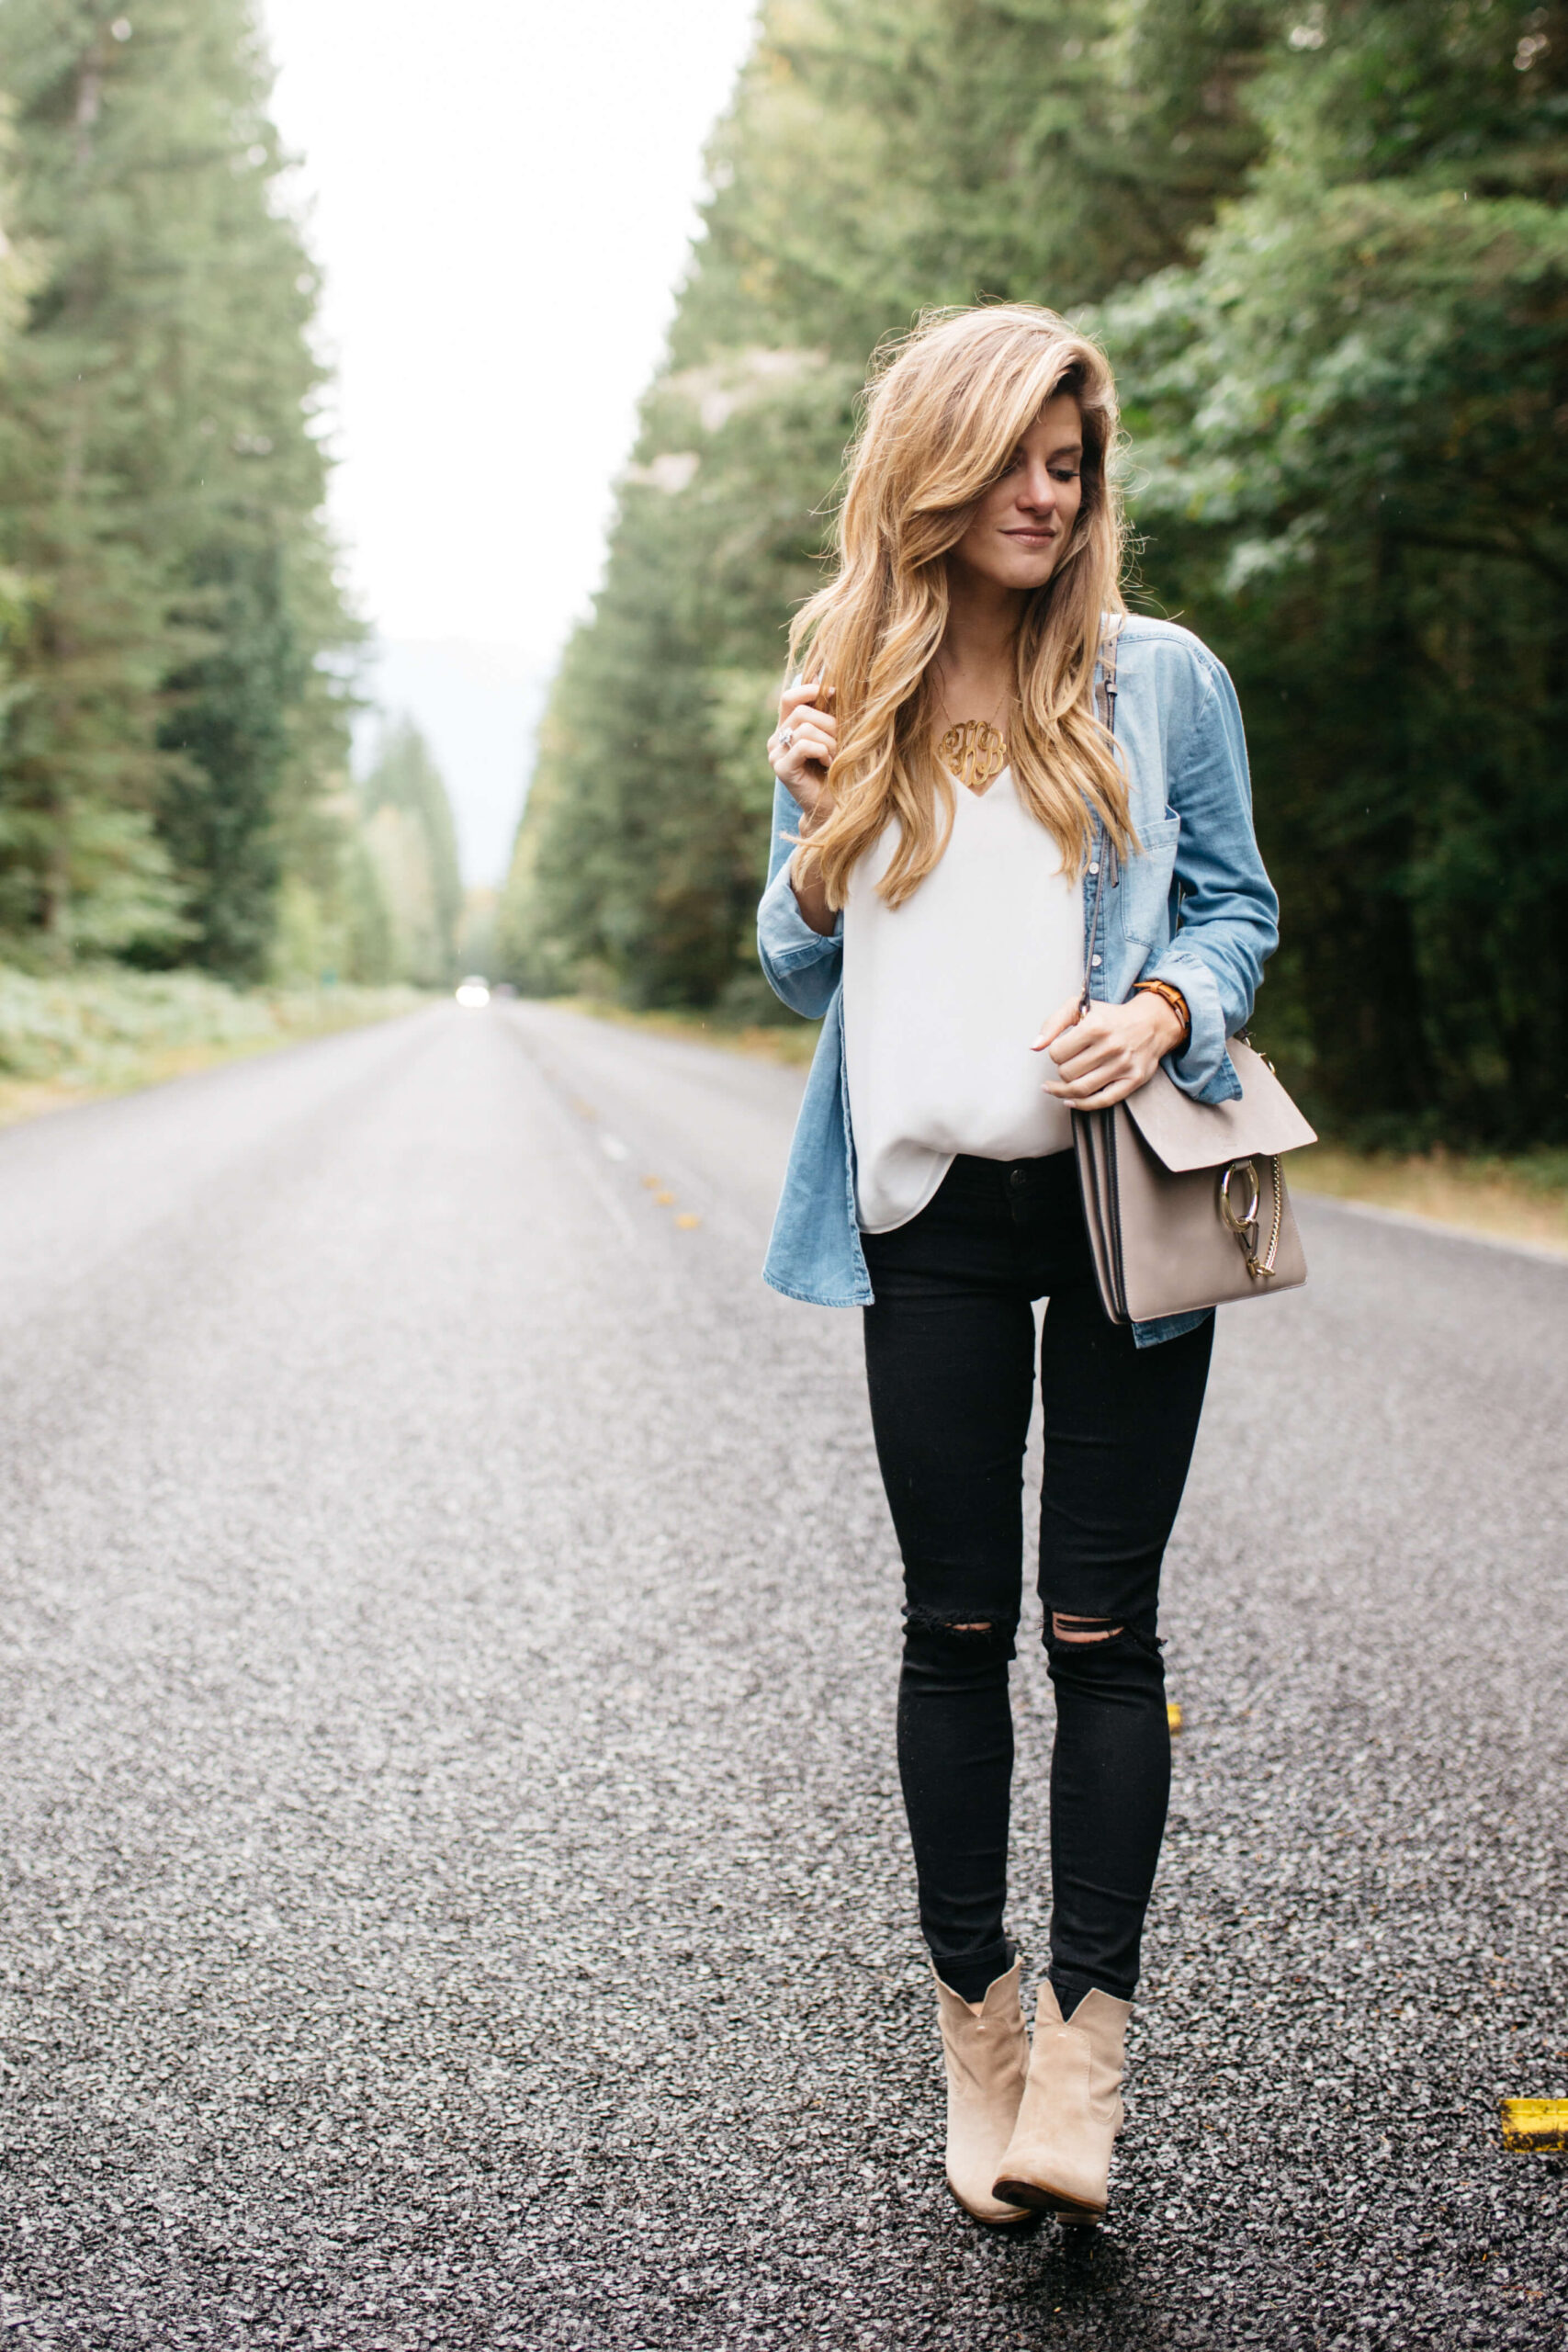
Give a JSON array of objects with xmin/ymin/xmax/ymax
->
[
  {"xmin": 156, "ymin": 544, "xmax": 299, "ymax": 978},
  {"xmin": 0, "ymin": 959, "xmax": 421, "ymax": 1099},
  {"xmin": 0, "ymin": 0, "xmax": 360, "ymax": 978},
  {"xmin": 675, "ymin": 0, "xmax": 1274, "ymax": 363},
  {"xmin": 1104, "ymin": 0, "xmax": 1568, "ymax": 1143},
  {"xmin": 341, "ymin": 831, "xmax": 396, "ymax": 988},
  {"xmin": 506, "ymin": 0, "xmax": 1568, "ymax": 1147},
  {"xmin": 358, "ymin": 717, "xmax": 464, "ymax": 988}
]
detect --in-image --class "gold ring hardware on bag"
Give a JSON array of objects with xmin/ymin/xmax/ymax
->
[
  {"xmin": 1217, "ymin": 1158, "xmax": 1260, "ymax": 1237},
  {"xmin": 1217, "ymin": 1155, "xmax": 1284, "ymax": 1280}
]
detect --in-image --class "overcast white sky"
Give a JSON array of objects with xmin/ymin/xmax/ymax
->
[{"xmin": 260, "ymin": 0, "xmax": 760, "ymax": 877}]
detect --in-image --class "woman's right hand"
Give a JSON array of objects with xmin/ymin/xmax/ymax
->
[{"xmin": 768, "ymin": 681, "xmax": 838, "ymax": 830}]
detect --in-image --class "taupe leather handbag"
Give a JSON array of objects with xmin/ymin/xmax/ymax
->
[{"xmin": 1071, "ymin": 634, "xmax": 1317, "ymax": 1326}]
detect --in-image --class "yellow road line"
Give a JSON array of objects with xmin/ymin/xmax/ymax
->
[
  {"xmin": 1167, "ymin": 1702, "xmax": 1183, "ymax": 1735},
  {"xmin": 1501, "ymin": 2100, "xmax": 1568, "ymax": 2153}
]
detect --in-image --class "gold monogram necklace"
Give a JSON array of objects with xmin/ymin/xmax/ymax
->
[{"xmin": 936, "ymin": 678, "xmax": 1012, "ymax": 796}]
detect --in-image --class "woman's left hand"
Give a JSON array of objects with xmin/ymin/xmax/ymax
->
[{"xmin": 1032, "ymin": 992, "xmax": 1186, "ymax": 1110}]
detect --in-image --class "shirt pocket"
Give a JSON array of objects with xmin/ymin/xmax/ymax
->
[{"xmin": 1116, "ymin": 813, "xmax": 1181, "ymax": 947}]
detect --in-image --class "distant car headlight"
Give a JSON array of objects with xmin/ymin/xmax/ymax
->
[{"xmin": 455, "ymin": 978, "xmax": 491, "ymax": 1008}]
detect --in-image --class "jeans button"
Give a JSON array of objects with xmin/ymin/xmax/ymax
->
[{"xmin": 1010, "ymin": 1165, "xmax": 1027, "ymax": 1189}]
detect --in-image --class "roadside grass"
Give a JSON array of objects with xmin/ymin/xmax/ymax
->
[
  {"xmin": 1288, "ymin": 1142, "xmax": 1568, "ymax": 1257},
  {"xmin": 0, "ymin": 965, "xmax": 427, "ymax": 1128},
  {"xmin": 547, "ymin": 997, "xmax": 1568, "ymax": 1258}
]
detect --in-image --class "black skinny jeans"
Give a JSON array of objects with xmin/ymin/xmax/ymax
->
[{"xmin": 862, "ymin": 1150, "xmax": 1213, "ymax": 2010}]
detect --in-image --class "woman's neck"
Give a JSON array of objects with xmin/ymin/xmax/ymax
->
[{"xmin": 935, "ymin": 567, "xmax": 1024, "ymax": 713}]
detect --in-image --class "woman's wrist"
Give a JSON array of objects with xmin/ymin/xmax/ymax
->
[
  {"xmin": 788, "ymin": 840, "xmax": 838, "ymax": 935},
  {"xmin": 1132, "ymin": 978, "xmax": 1190, "ymax": 1051}
]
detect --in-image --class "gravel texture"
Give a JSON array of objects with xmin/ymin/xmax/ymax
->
[{"xmin": 0, "ymin": 998, "xmax": 1564, "ymax": 2350}]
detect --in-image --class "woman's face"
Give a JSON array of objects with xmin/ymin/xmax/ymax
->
[{"xmin": 947, "ymin": 394, "xmax": 1085, "ymax": 596}]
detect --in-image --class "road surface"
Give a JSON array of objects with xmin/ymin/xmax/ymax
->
[{"xmin": 1, "ymin": 1001, "xmax": 1564, "ymax": 2349}]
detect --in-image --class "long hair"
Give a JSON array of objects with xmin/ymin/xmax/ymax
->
[{"xmin": 790, "ymin": 304, "xmax": 1134, "ymax": 910}]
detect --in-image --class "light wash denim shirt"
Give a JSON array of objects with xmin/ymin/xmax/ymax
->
[{"xmin": 755, "ymin": 616, "xmax": 1281, "ymax": 1348}]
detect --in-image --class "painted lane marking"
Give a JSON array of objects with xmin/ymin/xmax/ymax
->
[
  {"xmin": 1167, "ymin": 1703, "xmax": 1183, "ymax": 1734},
  {"xmin": 675, "ymin": 1213, "xmax": 702, "ymax": 1230},
  {"xmin": 1500, "ymin": 2100, "xmax": 1568, "ymax": 2153}
]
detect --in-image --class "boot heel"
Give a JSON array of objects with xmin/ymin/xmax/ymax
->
[{"xmin": 989, "ymin": 2174, "xmax": 1103, "ymax": 2223}]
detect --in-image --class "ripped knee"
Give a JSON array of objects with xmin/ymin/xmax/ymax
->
[
  {"xmin": 1042, "ymin": 1609, "xmax": 1162, "ymax": 1664},
  {"xmin": 1051, "ymin": 1611, "xmax": 1122, "ymax": 1645},
  {"xmin": 902, "ymin": 1605, "xmax": 1019, "ymax": 1665}
]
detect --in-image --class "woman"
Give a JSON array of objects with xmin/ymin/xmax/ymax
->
[{"xmin": 756, "ymin": 305, "xmax": 1278, "ymax": 2227}]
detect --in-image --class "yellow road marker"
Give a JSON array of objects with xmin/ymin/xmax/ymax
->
[
  {"xmin": 641, "ymin": 1175, "xmax": 663, "ymax": 1189},
  {"xmin": 653, "ymin": 1190, "xmax": 675, "ymax": 1206},
  {"xmin": 1167, "ymin": 1702, "xmax": 1183, "ymax": 1735},
  {"xmin": 571, "ymin": 1099, "xmax": 597, "ymax": 1120},
  {"xmin": 675, "ymin": 1213, "xmax": 701, "ymax": 1230},
  {"xmin": 1501, "ymin": 2100, "xmax": 1568, "ymax": 2153}
]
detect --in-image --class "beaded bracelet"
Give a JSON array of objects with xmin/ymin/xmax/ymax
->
[{"xmin": 1132, "ymin": 978, "xmax": 1191, "ymax": 1045}]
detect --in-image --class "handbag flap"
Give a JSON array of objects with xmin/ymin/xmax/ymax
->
[{"xmin": 1122, "ymin": 1039, "xmax": 1317, "ymax": 1172}]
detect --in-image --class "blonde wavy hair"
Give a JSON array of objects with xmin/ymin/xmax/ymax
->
[{"xmin": 790, "ymin": 303, "xmax": 1134, "ymax": 910}]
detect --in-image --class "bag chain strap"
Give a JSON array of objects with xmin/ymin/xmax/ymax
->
[{"xmin": 1220, "ymin": 1158, "xmax": 1286, "ymax": 1280}]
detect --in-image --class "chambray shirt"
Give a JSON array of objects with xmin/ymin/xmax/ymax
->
[{"xmin": 755, "ymin": 616, "xmax": 1280, "ymax": 1347}]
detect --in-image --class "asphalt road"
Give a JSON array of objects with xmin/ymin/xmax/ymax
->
[{"xmin": 1, "ymin": 1000, "xmax": 1565, "ymax": 2352}]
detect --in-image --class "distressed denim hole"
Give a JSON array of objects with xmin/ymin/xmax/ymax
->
[
  {"xmin": 1051, "ymin": 1611, "xmax": 1122, "ymax": 1645},
  {"xmin": 903, "ymin": 1605, "xmax": 1018, "ymax": 1654}
]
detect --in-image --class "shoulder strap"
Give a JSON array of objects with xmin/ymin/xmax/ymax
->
[
  {"xmin": 1093, "ymin": 625, "xmax": 1120, "ymax": 732},
  {"xmin": 1080, "ymin": 627, "xmax": 1122, "ymax": 1012}
]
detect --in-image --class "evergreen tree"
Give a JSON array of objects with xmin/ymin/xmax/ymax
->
[
  {"xmin": 360, "ymin": 717, "xmax": 463, "ymax": 986},
  {"xmin": 676, "ymin": 0, "xmax": 1275, "ymax": 366},
  {"xmin": 156, "ymin": 545, "xmax": 300, "ymax": 978},
  {"xmin": 341, "ymin": 831, "xmax": 396, "ymax": 987},
  {"xmin": 0, "ymin": 0, "xmax": 358, "ymax": 975}
]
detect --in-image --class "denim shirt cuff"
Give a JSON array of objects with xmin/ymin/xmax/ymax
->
[
  {"xmin": 758, "ymin": 857, "xmax": 842, "ymax": 962},
  {"xmin": 1146, "ymin": 947, "xmax": 1239, "ymax": 1102}
]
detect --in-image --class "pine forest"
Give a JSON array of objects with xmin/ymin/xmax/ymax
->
[
  {"xmin": 501, "ymin": 0, "xmax": 1568, "ymax": 1152},
  {"xmin": 0, "ymin": 0, "xmax": 461, "ymax": 997}
]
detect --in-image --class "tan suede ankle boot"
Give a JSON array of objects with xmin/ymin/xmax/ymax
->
[
  {"xmin": 990, "ymin": 1982, "xmax": 1132, "ymax": 2223},
  {"xmin": 931, "ymin": 1959, "xmax": 1032, "ymax": 2225}
]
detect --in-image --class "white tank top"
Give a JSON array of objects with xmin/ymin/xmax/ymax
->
[{"xmin": 841, "ymin": 768, "xmax": 1082, "ymax": 1233}]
